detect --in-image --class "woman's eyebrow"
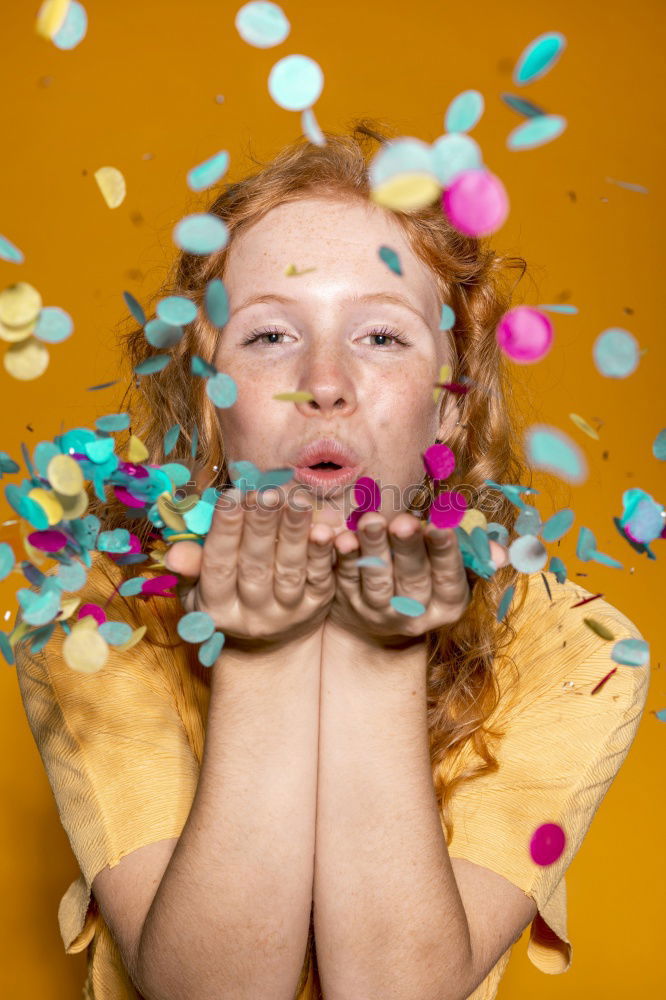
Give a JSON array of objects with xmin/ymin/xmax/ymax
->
[{"xmin": 232, "ymin": 291, "xmax": 432, "ymax": 326}]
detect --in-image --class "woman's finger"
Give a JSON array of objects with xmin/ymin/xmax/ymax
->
[
  {"xmin": 423, "ymin": 524, "xmax": 470, "ymax": 604},
  {"xmin": 237, "ymin": 489, "xmax": 282, "ymax": 607},
  {"xmin": 387, "ymin": 515, "xmax": 432, "ymax": 607},
  {"xmin": 273, "ymin": 497, "xmax": 313, "ymax": 607},
  {"xmin": 197, "ymin": 487, "xmax": 244, "ymax": 608},
  {"xmin": 164, "ymin": 539, "xmax": 204, "ymax": 577},
  {"xmin": 356, "ymin": 514, "xmax": 395, "ymax": 609}
]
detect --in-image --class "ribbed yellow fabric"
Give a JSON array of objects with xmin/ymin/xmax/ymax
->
[{"xmin": 14, "ymin": 554, "xmax": 650, "ymax": 1000}]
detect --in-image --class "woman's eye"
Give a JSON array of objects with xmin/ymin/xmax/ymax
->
[
  {"xmin": 241, "ymin": 326, "xmax": 292, "ymax": 346},
  {"xmin": 359, "ymin": 327, "xmax": 409, "ymax": 348},
  {"xmin": 241, "ymin": 325, "xmax": 409, "ymax": 347}
]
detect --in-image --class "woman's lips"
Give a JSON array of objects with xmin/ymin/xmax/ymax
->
[{"xmin": 293, "ymin": 464, "xmax": 363, "ymax": 493}]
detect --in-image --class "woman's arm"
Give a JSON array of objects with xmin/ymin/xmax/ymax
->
[
  {"xmin": 136, "ymin": 628, "xmax": 322, "ymax": 1000},
  {"xmin": 313, "ymin": 619, "xmax": 472, "ymax": 1000}
]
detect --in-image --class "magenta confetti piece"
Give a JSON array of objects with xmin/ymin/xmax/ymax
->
[
  {"xmin": 530, "ymin": 822, "xmax": 566, "ymax": 866},
  {"xmin": 496, "ymin": 306, "xmax": 554, "ymax": 363},
  {"xmin": 27, "ymin": 529, "xmax": 69, "ymax": 552},
  {"xmin": 345, "ymin": 508, "xmax": 363, "ymax": 531},
  {"xmin": 113, "ymin": 485, "xmax": 148, "ymax": 508},
  {"xmin": 78, "ymin": 603, "xmax": 107, "ymax": 625},
  {"xmin": 353, "ymin": 476, "xmax": 381, "ymax": 511},
  {"xmin": 118, "ymin": 462, "xmax": 149, "ymax": 479},
  {"xmin": 423, "ymin": 443, "xmax": 456, "ymax": 480},
  {"xmin": 428, "ymin": 490, "xmax": 468, "ymax": 528},
  {"xmin": 141, "ymin": 573, "xmax": 179, "ymax": 595},
  {"xmin": 108, "ymin": 532, "xmax": 142, "ymax": 561},
  {"xmin": 442, "ymin": 168, "xmax": 509, "ymax": 237}
]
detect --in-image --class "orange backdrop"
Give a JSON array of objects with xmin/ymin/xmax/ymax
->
[{"xmin": 0, "ymin": 1, "xmax": 663, "ymax": 996}]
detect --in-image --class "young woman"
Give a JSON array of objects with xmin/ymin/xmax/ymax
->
[{"xmin": 15, "ymin": 122, "xmax": 650, "ymax": 1000}]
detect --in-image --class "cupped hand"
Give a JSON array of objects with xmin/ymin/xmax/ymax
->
[
  {"xmin": 163, "ymin": 488, "xmax": 337, "ymax": 651},
  {"xmin": 322, "ymin": 510, "xmax": 509, "ymax": 648}
]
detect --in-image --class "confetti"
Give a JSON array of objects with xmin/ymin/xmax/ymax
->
[
  {"xmin": 163, "ymin": 424, "xmax": 181, "ymax": 456},
  {"xmin": 422, "ymin": 443, "xmax": 455, "ymax": 481},
  {"xmin": 51, "ymin": 0, "xmax": 87, "ymax": 50},
  {"xmin": 235, "ymin": 1, "xmax": 290, "ymax": 48},
  {"xmin": 206, "ymin": 372, "xmax": 238, "ymax": 407},
  {"xmin": 496, "ymin": 306, "xmax": 553, "ymax": 363},
  {"xmin": 205, "ymin": 278, "xmax": 229, "ymax": 328},
  {"xmin": 390, "ymin": 595, "xmax": 426, "ymax": 617},
  {"xmin": 507, "ymin": 115, "xmax": 567, "ymax": 151},
  {"xmin": 63, "ymin": 617, "xmax": 109, "ymax": 673},
  {"xmin": 529, "ymin": 822, "xmax": 566, "ymax": 866},
  {"xmin": 501, "ymin": 93, "xmax": 546, "ymax": 118},
  {"xmin": 652, "ymin": 429, "xmax": 666, "ymax": 461},
  {"xmin": 268, "ymin": 54, "xmax": 324, "ymax": 111},
  {"xmin": 47, "ymin": 454, "xmax": 84, "ymax": 495},
  {"xmin": 583, "ymin": 617, "xmax": 615, "ymax": 641},
  {"xmin": 429, "ymin": 490, "xmax": 468, "ymax": 530},
  {"xmin": 605, "ymin": 177, "xmax": 649, "ymax": 195},
  {"xmin": 34, "ymin": 305, "xmax": 74, "ymax": 343},
  {"xmin": 157, "ymin": 295, "xmax": 197, "ymax": 326},
  {"xmin": 134, "ymin": 354, "xmax": 171, "ymax": 375},
  {"xmin": 173, "ymin": 213, "xmax": 229, "ymax": 255},
  {"xmin": 177, "ymin": 610, "xmax": 216, "ymax": 643},
  {"xmin": 509, "ymin": 533, "xmax": 548, "ymax": 572},
  {"xmin": 439, "ymin": 304, "xmax": 456, "ymax": 331},
  {"xmin": 35, "ymin": 0, "xmax": 69, "ymax": 40},
  {"xmin": 0, "ymin": 282, "xmax": 42, "ymax": 327},
  {"xmin": 611, "ymin": 638, "xmax": 649, "ymax": 667},
  {"xmin": 593, "ymin": 328, "xmax": 640, "ymax": 378},
  {"xmin": 445, "ymin": 90, "xmax": 485, "ymax": 133},
  {"xmin": 272, "ymin": 390, "xmax": 315, "ymax": 402},
  {"xmin": 0, "ymin": 543, "xmax": 15, "ymax": 581},
  {"xmin": 496, "ymin": 584, "xmax": 515, "ymax": 622},
  {"xmin": 443, "ymin": 168, "xmax": 509, "ymax": 237},
  {"xmin": 369, "ymin": 137, "xmax": 440, "ymax": 211},
  {"xmin": 198, "ymin": 630, "xmax": 226, "ymax": 666},
  {"xmin": 524, "ymin": 424, "xmax": 588, "ymax": 485},
  {"xmin": 569, "ymin": 413, "xmax": 599, "ymax": 440},
  {"xmin": 123, "ymin": 290, "xmax": 146, "ymax": 325},
  {"xmin": 537, "ymin": 303, "xmax": 578, "ymax": 314},
  {"xmin": 3, "ymin": 337, "xmax": 50, "ymax": 380},
  {"xmin": 144, "ymin": 319, "xmax": 184, "ymax": 348},
  {"xmin": 378, "ymin": 245, "xmax": 402, "ymax": 275},
  {"xmin": 541, "ymin": 508, "xmax": 575, "ymax": 542},
  {"xmin": 94, "ymin": 166, "xmax": 126, "ymax": 208},
  {"xmin": 514, "ymin": 31, "xmax": 567, "ymax": 85},
  {"xmin": 95, "ymin": 413, "xmax": 130, "ymax": 433},
  {"xmin": 187, "ymin": 150, "xmax": 230, "ymax": 191},
  {"xmin": 302, "ymin": 107, "xmax": 326, "ymax": 146}
]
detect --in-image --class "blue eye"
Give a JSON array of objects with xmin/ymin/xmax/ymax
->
[{"xmin": 241, "ymin": 324, "xmax": 410, "ymax": 347}]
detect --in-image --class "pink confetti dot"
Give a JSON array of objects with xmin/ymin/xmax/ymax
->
[
  {"xmin": 442, "ymin": 168, "xmax": 509, "ymax": 237},
  {"xmin": 423, "ymin": 443, "xmax": 456, "ymax": 481},
  {"xmin": 496, "ymin": 306, "xmax": 554, "ymax": 363},
  {"xmin": 141, "ymin": 573, "xmax": 179, "ymax": 596},
  {"xmin": 118, "ymin": 462, "xmax": 149, "ymax": 478},
  {"xmin": 530, "ymin": 822, "xmax": 566, "ymax": 866},
  {"xmin": 428, "ymin": 490, "xmax": 468, "ymax": 529},
  {"xmin": 114, "ymin": 486, "xmax": 148, "ymax": 508},
  {"xmin": 27, "ymin": 529, "xmax": 69, "ymax": 552},
  {"xmin": 78, "ymin": 603, "xmax": 107, "ymax": 625},
  {"xmin": 107, "ymin": 533, "xmax": 142, "ymax": 562}
]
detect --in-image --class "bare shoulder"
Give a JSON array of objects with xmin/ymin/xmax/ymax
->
[{"xmin": 92, "ymin": 837, "xmax": 180, "ymax": 988}]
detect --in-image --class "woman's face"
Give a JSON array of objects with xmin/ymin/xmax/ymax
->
[{"xmin": 213, "ymin": 195, "xmax": 456, "ymax": 531}]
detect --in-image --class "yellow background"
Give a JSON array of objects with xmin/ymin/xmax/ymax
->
[{"xmin": 1, "ymin": 0, "xmax": 663, "ymax": 995}]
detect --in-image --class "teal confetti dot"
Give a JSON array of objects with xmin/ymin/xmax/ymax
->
[
  {"xmin": 369, "ymin": 137, "xmax": 436, "ymax": 188},
  {"xmin": 98, "ymin": 621, "xmax": 134, "ymax": 645},
  {"xmin": 431, "ymin": 133, "xmax": 482, "ymax": 187},
  {"xmin": 508, "ymin": 533, "xmax": 547, "ymax": 573},
  {"xmin": 16, "ymin": 587, "xmax": 61, "ymax": 626},
  {"xmin": 173, "ymin": 213, "xmax": 229, "ymax": 255},
  {"xmin": 653, "ymin": 428, "xmax": 666, "ymax": 461},
  {"xmin": 134, "ymin": 354, "xmax": 171, "ymax": 375},
  {"xmin": 236, "ymin": 1, "xmax": 290, "ymax": 47},
  {"xmin": 206, "ymin": 372, "xmax": 238, "ymax": 407},
  {"xmin": 190, "ymin": 424, "xmax": 199, "ymax": 459},
  {"xmin": 18, "ymin": 494, "xmax": 49, "ymax": 530},
  {"xmin": 0, "ymin": 542, "xmax": 15, "ymax": 581},
  {"xmin": 501, "ymin": 93, "xmax": 546, "ymax": 118},
  {"xmin": 0, "ymin": 632, "xmax": 15, "ymax": 665},
  {"xmin": 496, "ymin": 583, "xmax": 515, "ymax": 622},
  {"xmin": 183, "ymin": 499, "xmax": 215, "ymax": 535},
  {"xmin": 486, "ymin": 522, "xmax": 509, "ymax": 546},
  {"xmin": 205, "ymin": 278, "xmax": 229, "ymax": 328},
  {"xmin": 0, "ymin": 233, "xmax": 24, "ymax": 264},
  {"xmin": 123, "ymin": 290, "xmax": 146, "ymax": 325},
  {"xmin": 0, "ymin": 451, "xmax": 20, "ymax": 474},
  {"xmin": 159, "ymin": 462, "xmax": 191, "ymax": 487},
  {"xmin": 144, "ymin": 318, "xmax": 184, "ymax": 348},
  {"xmin": 548, "ymin": 556, "xmax": 567, "ymax": 583},
  {"xmin": 390, "ymin": 595, "xmax": 426, "ymax": 617},
  {"xmin": 302, "ymin": 107, "xmax": 326, "ymax": 146},
  {"xmin": 268, "ymin": 53, "xmax": 324, "ymax": 111},
  {"xmin": 34, "ymin": 306, "xmax": 74, "ymax": 343},
  {"xmin": 198, "ymin": 630, "xmax": 226, "ymax": 666},
  {"xmin": 541, "ymin": 508, "xmax": 575, "ymax": 542},
  {"xmin": 507, "ymin": 115, "xmax": 567, "ymax": 151},
  {"xmin": 118, "ymin": 577, "xmax": 147, "ymax": 597},
  {"xmin": 524, "ymin": 424, "xmax": 587, "ymax": 484},
  {"xmin": 537, "ymin": 303, "xmax": 578, "ymax": 314},
  {"xmin": 98, "ymin": 529, "xmax": 131, "ymax": 554},
  {"xmin": 26, "ymin": 623, "xmax": 56, "ymax": 653},
  {"xmin": 439, "ymin": 303, "xmax": 455, "ymax": 330},
  {"xmin": 95, "ymin": 412, "xmax": 130, "ymax": 432},
  {"xmin": 378, "ymin": 245, "xmax": 402, "ymax": 275},
  {"xmin": 157, "ymin": 295, "xmax": 197, "ymax": 326},
  {"xmin": 191, "ymin": 355, "xmax": 218, "ymax": 377},
  {"xmin": 177, "ymin": 610, "xmax": 216, "ymax": 643},
  {"xmin": 515, "ymin": 505, "xmax": 543, "ymax": 537},
  {"xmin": 52, "ymin": 0, "xmax": 88, "ymax": 50},
  {"xmin": 187, "ymin": 150, "xmax": 230, "ymax": 192},
  {"xmin": 55, "ymin": 561, "xmax": 87, "ymax": 591},
  {"xmin": 576, "ymin": 525, "xmax": 597, "ymax": 561},
  {"xmin": 611, "ymin": 637, "xmax": 649, "ymax": 667},
  {"xmin": 514, "ymin": 31, "xmax": 567, "ymax": 85},
  {"xmin": 163, "ymin": 424, "xmax": 181, "ymax": 456},
  {"xmin": 593, "ymin": 328, "xmax": 640, "ymax": 378},
  {"xmin": 85, "ymin": 438, "xmax": 116, "ymax": 463},
  {"xmin": 445, "ymin": 89, "xmax": 484, "ymax": 133}
]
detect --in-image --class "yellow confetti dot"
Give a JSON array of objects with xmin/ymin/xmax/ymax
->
[
  {"xmin": 115, "ymin": 624, "xmax": 147, "ymax": 653},
  {"xmin": 94, "ymin": 166, "xmax": 127, "ymax": 209},
  {"xmin": 0, "ymin": 317, "xmax": 35, "ymax": 343},
  {"xmin": 35, "ymin": 0, "xmax": 70, "ymax": 40},
  {"xmin": 0, "ymin": 282, "xmax": 42, "ymax": 327},
  {"xmin": 54, "ymin": 597, "xmax": 81, "ymax": 621},
  {"xmin": 163, "ymin": 532, "xmax": 201, "ymax": 542},
  {"xmin": 63, "ymin": 619, "xmax": 110, "ymax": 673},
  {"xmin": 284, "ymin": 264, "xmax": 317, "ymax": 276},
  {"xmin": 583, "ymin": 617, "xmax": 615, "ymax": 641},
  {"xmin": 28, "ymin": 487, "xmax": 64, "ymax": 525},
  {"xmin": 10, "ymin": 621, "xmax": 31, "ymax": 648},
  {"xmin": 272, "ymin": 391, "xmax": 315, "ymax": 402},
  {"xmin": 127, "ymin": 434, "xmax": 149, "ymax": 463},
  {"xmin": 569, "ymin": 413, "xmax": 600, "ymax": 440},
  {"xmin": 3, "ymin": 336, "xmax": 50, "ymax": 380},
  {"xmin": 460, "ymin": 508, "xmax": 488, "ymax": 534},
  {"xmin": 47, "ymin": 454, "xmax": 84, "ymax": 496},
  {"xmin": 54, "ymin": 488, "xmax": 89, "ymax": 520},
  {"xmin": 158, "ymin": 493, "xmax": 187, "ymax": 532},
  {"xmin": 370, "ymin": 174, "xmax": 441, "ymax": 212},
  {"xmin": 433, "ymin": 363, "xmax": 452, "ymax": 404}
]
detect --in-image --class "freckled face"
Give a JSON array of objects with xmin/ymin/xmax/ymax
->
[{"xmin": 213, "ymin": 195, "xmax": 454, "ymax": 529}]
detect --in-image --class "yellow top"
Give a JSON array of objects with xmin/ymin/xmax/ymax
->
[{"xmin": 14, "ymin": 555, "xmax": 650, "ymax": 1000}]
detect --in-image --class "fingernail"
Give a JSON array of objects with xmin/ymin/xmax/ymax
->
[{"xmin": 364, "ymin": 523, "xmax": 384, "ymax": 539}]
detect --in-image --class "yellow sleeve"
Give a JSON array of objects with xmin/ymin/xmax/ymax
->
[
  {"xmin": 444, "ymin": 572, "xmax": 651, "ymax": 976},
  {"xmin": 14, "ymin": 566, "xmax": 201, "ymax": 951}
]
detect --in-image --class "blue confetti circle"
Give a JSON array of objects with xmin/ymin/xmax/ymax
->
[
  {"xmin": 173, "ymin": 214, "xmax": 229, "ymax": 255},
  {"xmin": 268, "ymin": 54, "xmax": 324, "ymax": 111},
  {"xmin": 34, "ymin": 306, "xmax": 74, "ymax": 343},
  {"xmin": 177, "ymin": 610, "xmax": 216, "ymax": 643},
  {"xmin": 235, "ymin": 1, "xmax": 290, "ymax": 47}
]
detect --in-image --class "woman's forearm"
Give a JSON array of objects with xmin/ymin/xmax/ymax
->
[
  {"xmin": 137, "ymin": 629, "xmax": 323, "ymax": 1000},
  {"xmin": 313, "ymin": 620, "xmax": 472, "ymax": 1000}
]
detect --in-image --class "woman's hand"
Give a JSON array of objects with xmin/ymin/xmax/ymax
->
[
  {"xmin": 163, "ymin": 489, "xmax": 336, "ymax": 651},
  {"xmin": 322, "ymin": 510, "xmax": 509, "ymax": 648}
]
